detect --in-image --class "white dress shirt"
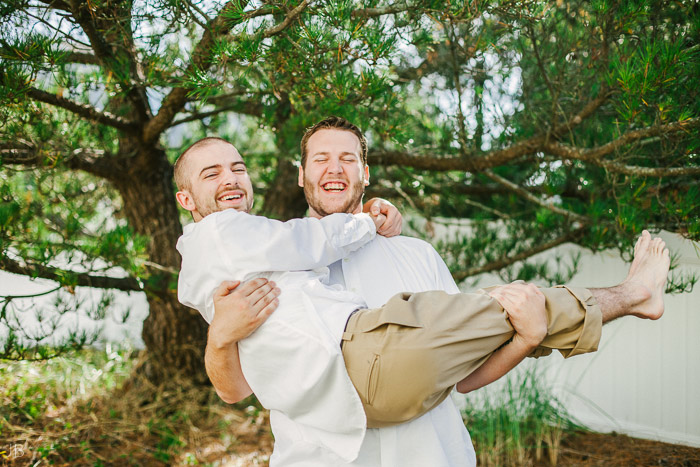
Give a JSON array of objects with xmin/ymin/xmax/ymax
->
[
  {"xmin": 268, "ymin": 235, "xmax": 477, "ymax": 466},
  {"xmin": 177, "ymin": 210, "xmax": 378, "ymax": 463},
  {"xmin": 337, "ymin": 236, "xmax": 477, "ymax": 467}
]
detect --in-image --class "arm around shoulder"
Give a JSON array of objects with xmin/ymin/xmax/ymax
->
[{"xmin": 213, "ymin": 210, "xmax": 377, "ymax": 272}]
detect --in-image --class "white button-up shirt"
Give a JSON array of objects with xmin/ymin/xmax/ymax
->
[
  {"xmin": 254, "ymin": 235, "xmax": 478, "ymax": 466},
  {"xmin": 177, "ymin": 210, "xmax": 378, "ymax": 463},
  {"xmin": 333, "ymin": 235, "xmax": 477, "ymax": 467}
]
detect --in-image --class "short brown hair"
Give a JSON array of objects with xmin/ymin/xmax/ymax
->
[
  {"xmin": 174, "ymin": 137, "xmax": 232, "ymax": 191},
  {"xmin": 300, "ymin": 116, "xmax": 368, "ymax": 168}
]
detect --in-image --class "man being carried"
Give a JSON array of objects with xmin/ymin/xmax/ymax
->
[{"xmin": 175, "ymin": 124, "xmax": 669, "ymax": 465}]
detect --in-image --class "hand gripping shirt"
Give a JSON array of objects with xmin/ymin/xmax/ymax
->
[{"xmin": 176, "ymin": 209, "xmax": 377, "ymax": 463}]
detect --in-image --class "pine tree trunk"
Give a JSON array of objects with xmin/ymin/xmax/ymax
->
[
  {"xmin": 115, "ymin": 147, "xmax": 208, "ymax": 386},
  {"xmin": 263, "ymin": 157, "xmax": 308, "ymax": 220}
]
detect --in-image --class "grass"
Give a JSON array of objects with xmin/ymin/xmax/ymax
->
[
  {"xmin": 2, "ymin": 349, "xmax": 584, "ymax": 466},
  {"xmin": 0, "ymin": 346, "xmax": 272, "ymax": 466},
  {"xmin": 461, "ymin": 365, "xmax": 583, "ymax": 466}
]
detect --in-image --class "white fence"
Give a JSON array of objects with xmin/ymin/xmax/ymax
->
[{"xmin": 464, "ymin": 231, "xmax": 700, "ymax": 447}]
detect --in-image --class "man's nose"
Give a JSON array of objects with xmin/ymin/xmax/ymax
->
[
  {"xmin": 221, "ymin": 170, "xmax": 238, "ymax": 186},
  {"xmin": 327, "ymin": 157, "xmax": 342, "ymax": 173}
]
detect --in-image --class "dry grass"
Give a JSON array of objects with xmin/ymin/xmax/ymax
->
[
  {"xmin": 0, "ymin": 347, "xmax": 273, "ymax": 466},
  {"xmin": 3, "ymin": 349, "xmax": 699, "ymax": 466}
]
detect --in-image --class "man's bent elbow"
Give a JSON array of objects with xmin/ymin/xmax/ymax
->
[{"xmin": 215, "ymin": 387, "xmax": 252, "ymax": 404}]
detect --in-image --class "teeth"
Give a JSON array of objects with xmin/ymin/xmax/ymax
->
[
  {"xmin": 323, "ymin": 183, "xmax": 346, "ymax": 191},
  {"xmin": 221, "ymin": 194, "xmax": 242, "ymax": 201}
]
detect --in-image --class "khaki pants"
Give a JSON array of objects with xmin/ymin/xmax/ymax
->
[{"xmin": 340, "ymin": 286, "xmax": 602, "ymax": 428}]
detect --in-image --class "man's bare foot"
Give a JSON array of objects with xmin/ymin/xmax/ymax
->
[{"xmin": 621, "ymin": 230, "xmax": 670, "ymax": 320}]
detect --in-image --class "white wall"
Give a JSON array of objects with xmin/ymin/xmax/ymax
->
[
  {"xmin": 535, "ymin": 232, "xmax": 700, "ymax": 447},
  {"xmin": 0, "ymin": 271, "xmax": 148, "ymax": 348},
  {"xmin": 464, "ymin": 231, "xmax": 700, "ymax": 447}
]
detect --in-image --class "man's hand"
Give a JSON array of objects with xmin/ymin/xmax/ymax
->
[
  {"xmin": 488, "ymin": 282, "xmax": 548, "ymax": 349},
  {"xmin": 457, "ymin": 282, "xmax": 548, "ymax": 394},
  {"xmin": 363, "ymin": 198, "xmax": 402, "ymax": 237},
  {"xmin": 209, "ymin": 278, "xmax": 281, "ymax": 350}
]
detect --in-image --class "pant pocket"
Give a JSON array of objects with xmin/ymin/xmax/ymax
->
[{"xmin": 367, "ymin": 354, "xmax": 380, "ymax": 406}]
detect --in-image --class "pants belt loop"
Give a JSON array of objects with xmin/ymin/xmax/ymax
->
[{"xmin": 341, "ymin": 309, "xmax": 361, "ymax": 346}]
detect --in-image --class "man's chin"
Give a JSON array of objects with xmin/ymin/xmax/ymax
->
[
  {"xmin": 217, "ymin": 201, "xmax": 250, "ymax": 213},
  {"xmin": 313, "ymin": 200, "xmax": 357, "ymax": 216}
]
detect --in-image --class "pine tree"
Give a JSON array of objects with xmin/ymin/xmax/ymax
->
[{"xmin": 1, "ymin": 0, "xmax": 698, "ymax": 384}]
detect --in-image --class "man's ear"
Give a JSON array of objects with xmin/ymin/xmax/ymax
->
[
  {"xmin": 298, "ymin": 165, "xmax": 305, "ymax": 188},
  {"xmin": 175, "ymin": 190, "xmax": 196, "ymax": 212},
  {"xmin": 363, "ymin": 164, "xmax": 370, "ymax": 186}
]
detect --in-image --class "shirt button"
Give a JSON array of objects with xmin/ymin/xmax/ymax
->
[{"xmin": 343, "ymin": 258, "xmax": 350, "ymax": 262}]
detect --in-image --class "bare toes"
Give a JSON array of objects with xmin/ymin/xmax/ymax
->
[
  {"xmin": 639, "ymin": 231, "xmax": 651, "ymax": 251},
  {"xmin": 655, "ymin": 238, "xmax": 665, "ymax": 254}
]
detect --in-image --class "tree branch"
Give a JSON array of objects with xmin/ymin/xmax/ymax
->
[
  {"xmin": 67, "ymin": 0, "xmax": 152, "ymax": 121},
  {"xmin": 62, "ymin": 50, "xmax": 100, "ymax": 65},
  {"xmin": 543, "ymin": 117, "xmax": 700, "ymax": 176},
  {"xmin": 143, "ymin": 0, "xmax": 251, "ymax": 144},
  {"xmin": 35, "ymin": 0, "xmax": 72, "ymax": 11},
  {"xmin": 482, "ymin": 170, "xmax": 589, "ymax": 222},
  {"xmin": 367, "ymin": 182, "xmax": 534, "ymax": 199},
  {"xmin": 181, "ymin": 0, "xmax": 212, "ymax": 28},
  {"xmin": 585, "ymin": 118, "xmax": 700, "ymax": 160},
  {"xmin": 145, "ymin": 0, "xmax": 310, "ymax": 142},
  {"xmin": 452, "ymin": 227, "xmax": 586, "ymax": 281},
  {"xmin": 26, "ymin": 87, "xmax": 137, "ymax": 132},
  {"xmin": 549, "ymin": 88, "xmax": 612, "ymax": 139},
  {"xmin": 591, "ymin": 159, "xmax": 700, "ymax": 177},
  {"xmin": 169, "ymin": 101, "xmax": 264, "ymax": 127},
  {"xmin": 0, "ymin": 142, "xmax": 41, "ymax": 166},
  {"xmin": 369, "ymin": 135, "xmax": 544, "ymax": 171},
  {"xmin": 262, "ymin": 0, "xmax": 309, "ymax": 38},
  {"xmin": 370, "ymin": 117, "xmax": 699, "ymax": 175},
  {"xmin": 352, "ymin": 4, "xmax": 413, "ymax": 18},
  {"xmin": 0, "ymin": 255, "xmax": 142, "ymax": 292},
  {"xmin": 446, "ymin": 20, "xmax": 470, "ymax": 152},
  {"xmin": 1, "ymin": 142, "xmax": 119, "ymax": 179}
]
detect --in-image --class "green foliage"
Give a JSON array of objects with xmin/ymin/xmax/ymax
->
[
  {"xmin": 0, "ymin": 0, "xmax": 698, "ymax": 363},
  {"xmin": 0, "ymin": 347, "xmax": 270, "ymax": 465},
  {"xmin": 463, "ymin": 367, "xmax": 583, "ymax": 466},
  {"xmin": 0, "ymin": 347, "xmax": 131, "ymax": 429}
]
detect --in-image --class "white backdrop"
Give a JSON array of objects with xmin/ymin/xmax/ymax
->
[{"xmin": 463, "ymin": 231, "xmax": 700, "ymax": 447}]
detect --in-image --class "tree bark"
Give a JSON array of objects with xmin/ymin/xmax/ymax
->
[
  {"xmin": 262, "ymin": 157, "xmax": 309, "ymax": 221},
  {"xmin": 114, "ymin": 146, "xmax": 208, "ymax": 385}
]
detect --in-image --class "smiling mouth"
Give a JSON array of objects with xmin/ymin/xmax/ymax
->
[
  {"xmin": 218, "ymin": 193, "xmax": 243, "ymax": 201},
  {"xmin": 322, "ymin": 182, "xmax": 347, "ymax": 193}
]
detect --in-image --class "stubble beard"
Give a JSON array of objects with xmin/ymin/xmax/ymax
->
[
  {"xmin": 303, "ymin": 175, "xmax": 365, "ymax": 217},
  {"xmin": 192, "ymin": 188, "xmax": 252, "ymax": 218}
]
